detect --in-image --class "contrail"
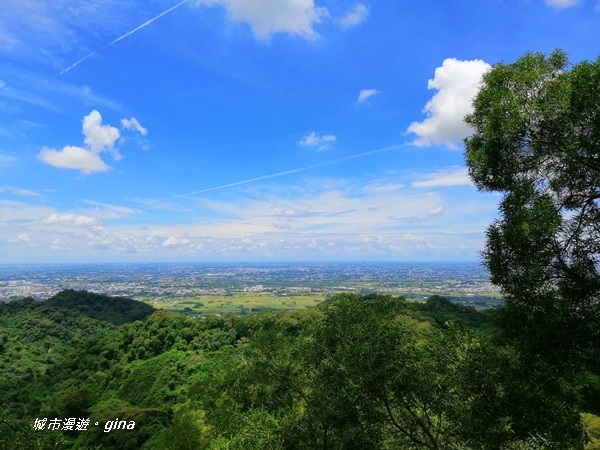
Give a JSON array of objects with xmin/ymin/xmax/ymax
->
[
  {"xmin": 60, "ymin": 0, "xmax": 189, "ymax": 75},
  {"xmin": 163, "ymin": 144, "xmax": 406, "ymax": 201}
]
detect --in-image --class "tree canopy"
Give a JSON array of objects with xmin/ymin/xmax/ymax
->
[{"xmin": 465, "ymin": 50, "xmax": 600, "ymax": 366}]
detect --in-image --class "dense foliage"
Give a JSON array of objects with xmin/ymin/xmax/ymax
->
[
  {"xmin": 1, "ymin": 290, "xmax": 599, "ymax": 449},
  {"xmin": 465, "ymin": 50, "xmax": 600, "ymax": 368}
]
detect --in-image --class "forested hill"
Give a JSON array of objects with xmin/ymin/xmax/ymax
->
[
  {"xmin": 43, "ymin": 289, "xmax": 155, "ymax": 325},
  {"xmin": 0, "ymin": 290, "xmax": 154, "ymax": 382},
  {"xmin": 0, "ymin": 290, "xmax": 156, "ymax": 447},
  {"xmin": 1, "ymin": 290, "xmax": 599, "ymax": 449}
]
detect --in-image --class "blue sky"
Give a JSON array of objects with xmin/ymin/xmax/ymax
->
[{"xmin": 0, "ymin": 0, "xmax": 598, "ymax": 263}]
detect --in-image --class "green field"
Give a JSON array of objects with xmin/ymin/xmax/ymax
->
[
  {"xmin": 135, "ymin": 291, "xmax": 327, "ymax": 315},
  {"xmin": 135, "ymin": 288, "xmax": 502, "ymax": 315}
]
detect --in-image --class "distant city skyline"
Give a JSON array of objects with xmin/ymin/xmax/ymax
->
[{"xmin": 1, "ymin": 0, "xmax": 598, "ymax": 263}]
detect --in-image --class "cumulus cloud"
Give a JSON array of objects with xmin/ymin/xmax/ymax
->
[
  {"xmin": 407, "ymin": 58, "xmax": 491, "ymax": 149},
  {"xmin": 299, "ymin": 131, "xmax": 336, "ymax": 151},
  {"xmin": 196, "ymin": 0, "xmax": 326, "ymax": 40},
  {"xmin": 121, "ymin": 117, "xmax": 148, "ymax": 135},
  {"xmin": 43, "ymin": 213, "xmax": 98, "ymax": 226},
  {"xmin": 82, "ymin": 110, "xmax": 121, "ymax": 158},
  {"xmin": 356, "ymin": 88, "xmax": 380, "ymax": 104},
  {"xmin": 411, "ymin": 167, "xmax": 472, "ymax": 188},
  {"xmin": 38, "ymin": 110, "xmax": 146, "ymax": 174},
  {"xmin": 546, "ymin": 0, "xmax": 579, "ymax": 7},
  {"xmin": 39, "ymin": 145, "xmax": 110, "ymax": 174},
  {"xmin": 338, "ymin": 3, "xmax": 369, "ymax": 28}
]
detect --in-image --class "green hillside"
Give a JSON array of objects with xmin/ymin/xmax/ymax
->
[{"xmin": 1, "ymin": 289, "xmax": 599, "ymax": 449}]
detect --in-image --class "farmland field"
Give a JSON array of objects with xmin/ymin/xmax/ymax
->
[{"xmin": 141, "ymin": 291, "xmax": 327, "ymax": 315}]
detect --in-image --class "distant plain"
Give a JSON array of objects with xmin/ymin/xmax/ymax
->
[{"xmin": 0, "ymin": 262, "xmax": 502, "ymax": 314}]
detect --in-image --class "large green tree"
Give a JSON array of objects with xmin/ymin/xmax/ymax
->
[
  {"xmin": 196, "ymin": 294, "xmax": 586, "ymax": 448},
  {"xmin": 465, "ymin": 50, "xmax": 600, "ymax": 366}
]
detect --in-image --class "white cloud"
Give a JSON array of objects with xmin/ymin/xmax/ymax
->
[
  {"xmin": 193, "ymin": 180, "xmax": 453, "ymax": 238},
  {"xmin": 0, "ymin": 174, "xmax": 497, "ymax": 262},
  {"xmin": 546, "ymin": 0, "xmax": 579, "ymax": 8},
  {"xmin": 407, "ymin": 58, "xmax": 491, "ymax": 149},
  {"xmin": 411, "ymin": 167, "xmax": 472, "ymax": 188},
  {"xmin": 0, "ymin": 79, "xmax": 5, "ymax": 88},
  {"xmin": 299, "ymin": 131, "xmax": 336, "ymax": 151},
  {"xmin": 338, "ymin": 3, "xmax": 369, "ymax": 28},
  {"xmin": 39, "ymin": 145, "xmax": 110, "ymax": 174},
  {"xmin": 43, "ymin": 213, "xmax": 98, "ymax": 226},
  {"xmin": 82, "ymin": 110, "xmax": 121, "ymax": 157},
  {"xmin": 37, "ymin": 110, "xmax": 146, "ymax": 174},
  {"xmin": 356, "ymin": 88, "xmax": 380, "ymax": 104},
  {"xmin": 196, "ymin": 0, "xmax": 326, "ymax": 40},
  {"xmin": 121, "ymin": 117, "xmax": 148, "ymax": 135}
]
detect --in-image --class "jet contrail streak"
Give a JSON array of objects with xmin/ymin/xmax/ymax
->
[
  {"xmin": 163, "ymin": 145, "xmax": 406, "ymax": 201},
  {"xmin": 60, "ymin": 0, "xmax": 189, "ymax": 75}
]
